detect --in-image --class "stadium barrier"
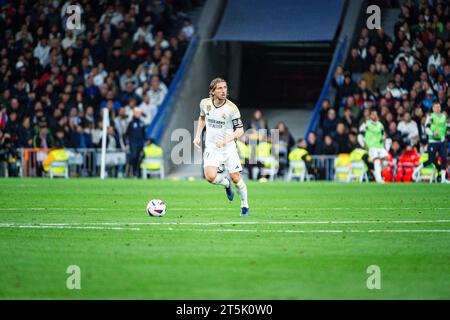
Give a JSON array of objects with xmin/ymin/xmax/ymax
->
[
  {"xmin": 2, "ymin": 151, "xmax": 447, "ymax": 181},
  {"xmin": 310, "ymin": 155, "xmax": 336, "ymax": 181},
  {"xmin": 18, "ymin": 148, "xmax": 127, "ymax": 178}
]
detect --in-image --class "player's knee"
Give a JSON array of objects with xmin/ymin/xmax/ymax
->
[
  {"xmin": 205, "ymin": 172, "xmax": 217, "ymax": 183},
  {"xmin": 230, "ymin": 173, "xmax": 241, "ymax": 184}
]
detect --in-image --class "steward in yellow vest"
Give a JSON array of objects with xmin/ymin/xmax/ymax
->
[
  {"xmin": 43, "ymin": 147, "xmax": 69, "ymax": 174},
  {"xmin": 256, "ymin": 140, "xmax": 273, "ymax": 168},
  {"xmin": 287, "ymin": 139, "xmax": 314, "ymax": 176},
  {"xmin": 350, "ymin": 147, "xmax": 373, "ymax": 171},
  {"xmin": 288, "ymin": 138, "xmax": 312, "ymax": 164},
  {"xmin": 236, "ymin": 138, "xmax": 250, "ymax": 165},
  {"xmin": 140, "ymin": 139, "xmax": 163, "ymax": 171}
]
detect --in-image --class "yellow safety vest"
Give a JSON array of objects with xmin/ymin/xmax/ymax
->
[
  {"xmin": 349, "ymin": 148, "xmax": 368, "ymax": 174},
  {"xmin": 419, "ymin": 152, "xmax": 436, "ymax": 177},
  {"xmin": 288, "ymin": 148, "xmax": 310, "ymax": 162},
  {"xmin": 43, "ymin": 149, "xmax": 69, "ymax": 173},
  {"xmin": 335, "ymin": 153, "xmax": 350, "ymax": 166},
  {"xmin": 236, "ymin": 140, "xmax": 250, "ymax": 163},
  {"xmin": 334, "ymin": 153, "xmax": 351, "ymax": 180},
  {"xmin": 350, "ymin": 148, "xmax": 367, "ymax": 162},
  {"xmin": 256, "ymin": 141, "xmax": 271, "ymax": 157},
  {"xmin": 140, "ymin": 144, "xmax": 163, "ymax": 170},
  {"xmin": 288, "ymin": 148, "xmax": 310, "ymax": 174},
  {"xmin": 256, "ymin": 142, "xmax": 278, "ymax": 168}
]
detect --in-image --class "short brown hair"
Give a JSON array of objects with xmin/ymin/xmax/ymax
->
[{"xmin": 209, "ymin": 77, "xmax": 227, "ymax": 96}]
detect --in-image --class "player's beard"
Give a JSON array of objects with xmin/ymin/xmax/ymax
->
[{"xmin": 215, "ymin": 93, "xmax": 226, "ymax": 104}]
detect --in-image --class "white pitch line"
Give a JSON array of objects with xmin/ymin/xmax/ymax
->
[
  {"xmin": 0, "ymin": 207, "xmax": 450, "ymax": 212},
  {"xmin": 157, "ymin": 228, "xmax": 450, "ymax": 234},
  {"xmin": 0, "ymin": 224, "xmax": 449, "ymax": 234},
  {"xmin": 0, "ymin": 224, "xmax": 140, "ymax": 231},
  {"xmin": 2, "ymin": 219, "xmax": 449, "ymax": 227}
]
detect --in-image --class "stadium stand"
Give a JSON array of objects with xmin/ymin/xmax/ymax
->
[
  {"xmin": 0, "ymin": 0, "xmax": 200, "ymax": 177},
  {"xmin": 311, "ymin": 0, "xmax": 450, "ymax": 181}
]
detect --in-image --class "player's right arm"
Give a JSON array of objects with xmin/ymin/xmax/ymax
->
[
  {"xmin": 193, "ymin": 102, "xmax": 206, "ymax": 149},
  {"xmin": 357, "ymin": 121, "xmax": 367, "ymax": 148},
  {"xmin": 424, "ymin": 115, "xmax": 433, "ymax": 137},
  {"xmin": 193, "ymin": 116, "xmax": 205, "ymax": 149}
]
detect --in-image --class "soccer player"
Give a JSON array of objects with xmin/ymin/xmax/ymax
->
[
  {"xmin": 193, "ymin": 78, "xmax": 249, "ymax": 216},
  {"xmin": 358, "ymin": 108, "xmax": 389, "ymax": 183},
  {"xmin": 413, "ymin": 102, "xmax": 449, "ymax": 183}
]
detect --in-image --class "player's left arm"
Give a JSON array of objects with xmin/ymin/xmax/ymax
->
[
  {"xmin": 216, "ymin": 107, "xmax": 244, "ymax": 147},
  {"xmin": 224, "ymin": 126, "xmax": 244, "ymax": 144},
  {"xmin": 216, "ymin": 123, "xmax": 244, "ymax": 147}
]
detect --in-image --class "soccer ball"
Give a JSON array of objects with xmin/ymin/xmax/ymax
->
[{"xmin": 146, "ymin": 199, "xmax": 167, "ymax": 217}]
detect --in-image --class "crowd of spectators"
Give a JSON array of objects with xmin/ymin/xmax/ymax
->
[
  {"xmin": 313, "ymin": 0, "xmax": 449, "ymax": 160},
  {"xmin": 0, "ymin": 0, "xmax": 197, "ymax": 161}
]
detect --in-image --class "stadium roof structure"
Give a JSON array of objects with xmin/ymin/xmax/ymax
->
[{"xmin": 213, "ymin": 0, "xmax": 344, "ymax": 42}]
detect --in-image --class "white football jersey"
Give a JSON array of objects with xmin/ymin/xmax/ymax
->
[{"xmin": 199, "ymin": 97, "xmax": 243, "ymax": 149}]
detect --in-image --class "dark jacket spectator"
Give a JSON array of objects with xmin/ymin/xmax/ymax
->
[
  {"xmin": 322, "ymin": 108, "xmax": 339, "ymax": 137},
  {"xmin": 322, "ymin": 135, "xmax": 339, "ymax": 155}
]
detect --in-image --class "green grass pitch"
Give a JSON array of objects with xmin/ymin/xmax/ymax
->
[{"xmin": 0, "ymin": 179, "xmax": 449, "ymax": 299}]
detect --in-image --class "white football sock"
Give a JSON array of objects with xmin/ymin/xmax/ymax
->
[
  {"xmin": 441, "ymin": 170, "xmax": 446, "ymax": 183},
  {"xmin": 234, "ymin": 179, "xmax": 248, "ymax": 208},
  {"xmin": 374, "ymin": 159, "xmax": 383, "ymax": 183},
  {"xmin": 413, "ymin": 163, "xmax": 423, "ymax": 180},
  {"xmin": 211, "ymin": 175, "xmax": 230, "ymax": 188}
]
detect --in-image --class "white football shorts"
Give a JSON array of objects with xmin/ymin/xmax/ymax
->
[
  {"xmin": 203, "ymin": 145, "xmax": 242, "ymax": 173},
  {"xmin": 369, "ymin": 147, "xmax": 388, "ymax": 160}
]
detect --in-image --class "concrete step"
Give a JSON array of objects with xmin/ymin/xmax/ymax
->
[{"xmin": 382, "ymin": 8, "xmax": 401, "ymax": 39}]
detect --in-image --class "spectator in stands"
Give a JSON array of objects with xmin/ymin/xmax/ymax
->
[
  {"xmin": 348, "ymin": 48, "xmax": 364, "ymax": 80},
  {"xmin": 147, "ymin": 75, "xmax": 168, "ymax": 107},
  {"xmin": 100, "ymin": 126, "xmax": 121, "ymax": 151},
  {"xmin": 397, "ymin": 112, "xmax": 419, "ymax": 145},
  {"xmin": 306, "ymin": 131, "xmax": 321, "ymax": 155},
  {"xmin": 334, "ymin": 122, "xmax": 352, "ymax": 154},
  {"xmin": 341, "ymin": 106, "xmax": 356, "ymax": 130},
  {"xmin": 119, "ymin": 68, "xmax": 138, "ymax": 92},
  {"xmin": 389, "ymin": 139, "xmax": 403, "ymax": 161},
  {"xmin": 70, "ymin": 124, "xmax": 93, "ymax": 149},
  {"xmin": 374, "ymin": 64, "xmax": 393, "ymax": 94},
  {"xmin": 33, "ymin": 125, "xmax": 54, "ymax": 149},
  {"xmin": 333, "ymin": 66, "xmax": 345, "ymax": 88},
  {"xmin": 336, "ymin": 73, "xmax": 357, "ymax": 106},
  {"xmin": 249, "ymin": 109, "xmax": 268, "ymax": 131},
  {"xmin": 139, "ymin": 94, "xmax": 158, "ymax": 125},
  {"xmin": 322, "ymin": 108, "xmax": 338, "ymax": 137},
  {"xmin": 17, "ymin": 116, "xmax": 33, "ymax": 148},
  {"xmin": 322, "ymin": 135, "xmax": 338, "ymax": 155},
  {"xmin": 54, "ymin": 128, "xmax": 69, "ymax": 148},
  {"xmin": 100, "ymin": 91, "xmax": 121, "ymax": 113},
  {"xmin": 319, "ymin": 99, "xmax": 331, "ymax": 127},
  {"xmin": 348, "ymin": 132, "xmax": 358, "ymax": 151},
  {"xmin": 274, "ymin": 122, "xmax": 295, "ymax": 177},
  {"xmin": 386, "ymin": 119, "xmax": 401, "ymax": 142},
  {"xmin": 121, "ymin": 82, "xmax": 142, "ymax": 106},
  {"xmin": 126, "ymin": 108, "xmax": 146, "ymax": 177},
  {"xmin": 361, "ymin": 64, "xmax": 377, "ymax": 92},
  {"xmin": 182, "ymin": 18, "xmax": 195, "ymax": 40}
]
